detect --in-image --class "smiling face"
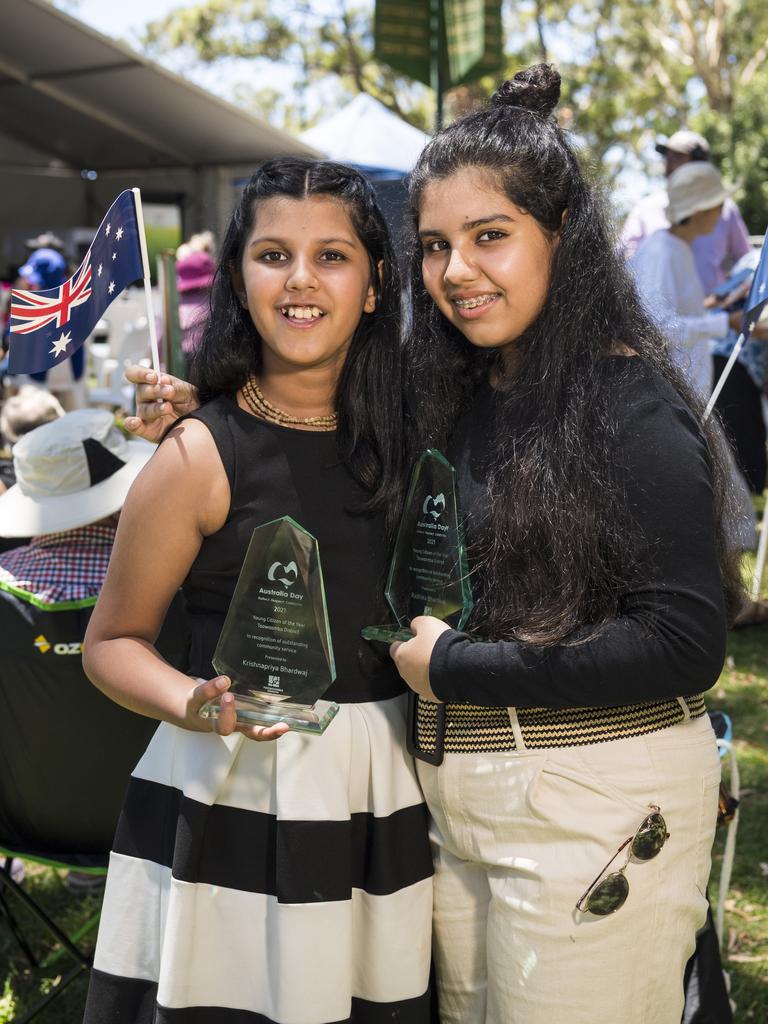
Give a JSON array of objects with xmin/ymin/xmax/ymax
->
[
  {"xmin": 418, "ymin": 166, "xmax": 557, "ymax": 354},
  {"xmin": 236, "ymin": 194, "xmax": 376, "ymax": 376}
]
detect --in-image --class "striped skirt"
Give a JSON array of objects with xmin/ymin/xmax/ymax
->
[{"xmin": 84, "ymin": 694, "xmax": 434, "ymax": 1024}]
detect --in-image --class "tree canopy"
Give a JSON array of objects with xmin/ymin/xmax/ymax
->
[{"xmin": 140, "ymin": 0, "xmax": 768, "ymax": 229}]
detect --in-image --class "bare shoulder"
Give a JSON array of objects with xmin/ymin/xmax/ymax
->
[{"xmin": 125, "ymin": 417, "xmax": 230, "ymax": 536}]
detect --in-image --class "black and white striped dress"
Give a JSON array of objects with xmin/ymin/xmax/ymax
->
[{"xmin": 84, "ymin": 398, "xmax": 434, "ymax": 1024}]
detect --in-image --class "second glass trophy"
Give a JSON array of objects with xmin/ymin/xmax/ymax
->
[
  {"xmin": 200, "ymin": 515, "xmax": 338, "ymax": 734},
  {"xmin": 362, "ymin": 449, "xmax": 473, "ymax": 644},
  {"xmin": 361, "ymin": 449, "xmax": 473, "ymax": 763}
]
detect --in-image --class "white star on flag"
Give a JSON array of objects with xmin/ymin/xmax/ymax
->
[
  {"xmin": 49, "ymin": 331, "xmax": 72, "ymax": 357},
  {"xmin": 111, "ymin": 252, "xmax": 117, "ymax": 261},
  {"xmin": 97, "ymin": 264, "xmax": 103, "ymax": 277},
  {"xmin": 105, "ymin": 223, "xmax": 111, "ymax": 236},
  {"xmin": 760, "ymin": 281, "xmax": 766, "ymax": 296},
  {"xmin": 115, "ymin": 227, "xmax": 124, "ymax": 241},
  {"xmin": 108, "ymin": 281, "xmax": 115, "ymax": 294}
]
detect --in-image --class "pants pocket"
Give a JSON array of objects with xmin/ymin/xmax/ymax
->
[
  {"xmin": 526, "ymin": 736, "xmax": 658, "ymax": 828},
  {"xmin": 524, "ymin": 768, "xmax": 658, "ymax": 870}
]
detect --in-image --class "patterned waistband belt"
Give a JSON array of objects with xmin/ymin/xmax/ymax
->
[{"xmin": 414, "ymin": 693, "xmax": 707, "ymax": 756}]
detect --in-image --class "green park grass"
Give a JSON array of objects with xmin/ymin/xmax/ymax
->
[{"xmin": 1, "ymin": 552, "xmax": 766, "ymax": 1021}]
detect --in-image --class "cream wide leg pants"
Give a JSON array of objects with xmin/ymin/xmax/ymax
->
[{"xmin": 417, "ymin": 711, "xmax": 721, "ymax": 1024}]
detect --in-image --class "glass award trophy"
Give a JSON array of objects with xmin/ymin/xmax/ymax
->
[
  {"xmin": 200, "ymin": 515, "xmax": 338, "ymax": 734},
  {"xmin": 361, "ymin": 449, "xmax": 473, "ymax": 763}
]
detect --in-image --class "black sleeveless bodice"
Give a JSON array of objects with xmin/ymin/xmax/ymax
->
[{"xmin": 182, "ymin": 395, "xmax": 403, "ymax": 703}]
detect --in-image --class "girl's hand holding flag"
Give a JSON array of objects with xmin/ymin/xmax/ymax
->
[{"xmin": 123, "ymin": 365, "xmax": 200, "ymax": 442}]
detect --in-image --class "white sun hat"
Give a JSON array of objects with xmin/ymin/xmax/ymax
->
[
  {"xmin": 666, "ymin": 162, "xmax": 730, "ymax": 226},
  {"xmin": 0, "ymin": 408, "xmax": 154, "ymax": 537}
]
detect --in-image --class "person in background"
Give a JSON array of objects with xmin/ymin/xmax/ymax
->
[
  {"xmin": 176, "ymin": 248, "xmax": 215, "ymax": 375},
  {"xmin": 1, "ymin": 385, "xmax": 64, "ymax": 449},
  {"xmin": 1, "ymin": 238, "xmax": 64, "ymax": 371},
  {"xmin": 0, "ymin": 386, "xmax": 64, "ymax": 546},
  {"xmin": 629, "ymin": 164, "xmax": 768, "ymax": 631},
  {"xmin": 17, "ymin": 246, "xmax": 68, "ymax": 292},
  {"xmin": 621, "ymin": 130, "xmax": 751, "ymax": 295},
  {"xmin": 0, "ymin": 409, "xmax": 154, "ymax": 609},
  {"xmin": 629, "ymin": 162, "xmax": 741, "ymax": 398},
  {"xmin": 13, "ymin": 240, "xmax": 87, "ymax": 410},
  {"xmin": 0, "ymin": 409, "xmax": 186, "ymax": 892},
  {"xmin": 175, "ymin": 230, "xmax": 214, "ymax": 264},
  {"xmin": 709, "ymin": 248, "xmax": 768, "ymax": 496}
]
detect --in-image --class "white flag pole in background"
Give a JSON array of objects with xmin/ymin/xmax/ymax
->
[
  {"xmin": 703, "ymin": 334, "xmax": 745, "ymax": 423},
  {"xmin": 132, "ymin": 187, "xmax": 162, "ymax": 375}
]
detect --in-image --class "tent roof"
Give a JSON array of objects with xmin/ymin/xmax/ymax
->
[
  {"xmin": 301, "ymin": 94, "xmax": 429, "ymax": 174},
  {"xmin": 0, "ymin": 0, "xmax": 318, "ymax": 173}
]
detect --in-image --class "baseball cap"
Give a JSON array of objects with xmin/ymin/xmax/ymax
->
[
  {"xmin": 655, "ymin": 130, "xmax": 710, "ymax": 160},
  {"xmin": 18, "ymin": 248, "xmax": 67, "ymax": 289}
]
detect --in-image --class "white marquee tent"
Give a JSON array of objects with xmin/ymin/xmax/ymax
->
[{"xmin": 301, "ymin": 94, "xmax": 429, "ymax": 176}]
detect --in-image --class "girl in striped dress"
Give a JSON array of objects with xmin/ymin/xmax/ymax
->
[{"xmin": 82, "ymin": 158, "xmax": 433, "ymax": 1024}]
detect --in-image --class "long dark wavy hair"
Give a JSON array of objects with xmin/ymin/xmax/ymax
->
[
  {"xmin": 405, "ymin": 63, "xmax": 743, "ymax": 643},
  {"xmin": 192, "ymin": 157, "xmax": 405, "ymax": 526}
]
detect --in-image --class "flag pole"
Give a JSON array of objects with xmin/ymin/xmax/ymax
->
[
  {"xmin": 132, "ymin": 187, "xmax": 162, "ymax": 375},
  {"xmin": 703, "ymin": 332, "xmax": 744, "ymax": 423}
]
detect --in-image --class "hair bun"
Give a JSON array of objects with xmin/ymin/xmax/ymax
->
[{"xmin": 491, "ymin": 63, "xmax": 561, "ymax": 117}]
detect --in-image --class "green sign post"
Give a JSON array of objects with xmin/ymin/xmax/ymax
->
[
  {"xmin": 157, "ymin": 251, "xmax": 185, "ymax": 380},
  {"xmin": 374, "ymin": 0, "xmax": 504, "ymax": 129}
]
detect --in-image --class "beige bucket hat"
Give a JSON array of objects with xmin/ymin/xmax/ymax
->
[{"xmin": 666, "ymin": 162, "xmax": 730, "ymax": 225}]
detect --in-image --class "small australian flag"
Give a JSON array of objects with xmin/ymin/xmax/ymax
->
[{"xmin": 9, "ymin": 190, "xmax": 144, "ymax": 374}]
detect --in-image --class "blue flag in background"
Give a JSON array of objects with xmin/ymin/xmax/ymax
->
[
  {"xmin": 9, "ymin": 190, "xmax": 144, "ymax": 374},
  {"xmin": 742, "ymin": 228, "xmax": 768, "ymax": 338}
]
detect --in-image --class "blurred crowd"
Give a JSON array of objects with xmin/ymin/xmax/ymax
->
[{"xmin": 0, "ymin": 128, "xmax": 766, "ymax": 637}]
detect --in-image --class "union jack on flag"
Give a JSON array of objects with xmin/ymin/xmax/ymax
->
[
  {"xmin": 9, "ymin": 190, "xmax": 144, "ymax": 374},
  {"xmin": 11, "ymin": 258, "xmax": 93, "ymax": 336}
]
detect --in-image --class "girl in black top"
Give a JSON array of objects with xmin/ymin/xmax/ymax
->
[
  {"xmin": 82, "ymin": 160, "xmax": 433, "ymax": 1024},
  {"xmin": 387, "ymin": 65, "xmax": 740, "ymax": 1023}
]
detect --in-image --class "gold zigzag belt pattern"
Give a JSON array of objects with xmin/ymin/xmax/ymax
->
[{"xmin": 415, "ymin": 694, "xmax": 707, "ymax": 755}]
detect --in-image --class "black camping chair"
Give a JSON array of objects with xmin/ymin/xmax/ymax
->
[{"xmin": 0, "ymin": 585, "xmax": 189, "ymax": 1023}]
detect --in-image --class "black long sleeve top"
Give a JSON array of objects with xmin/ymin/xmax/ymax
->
[{"xmin": 429, "ymin": 357, "xmax": 728, "ymax": 708}]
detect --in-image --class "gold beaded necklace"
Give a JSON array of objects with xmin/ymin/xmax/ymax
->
[{"xmin": 241, "ymin": 375, "xmax": 337, "ymax": 431}]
